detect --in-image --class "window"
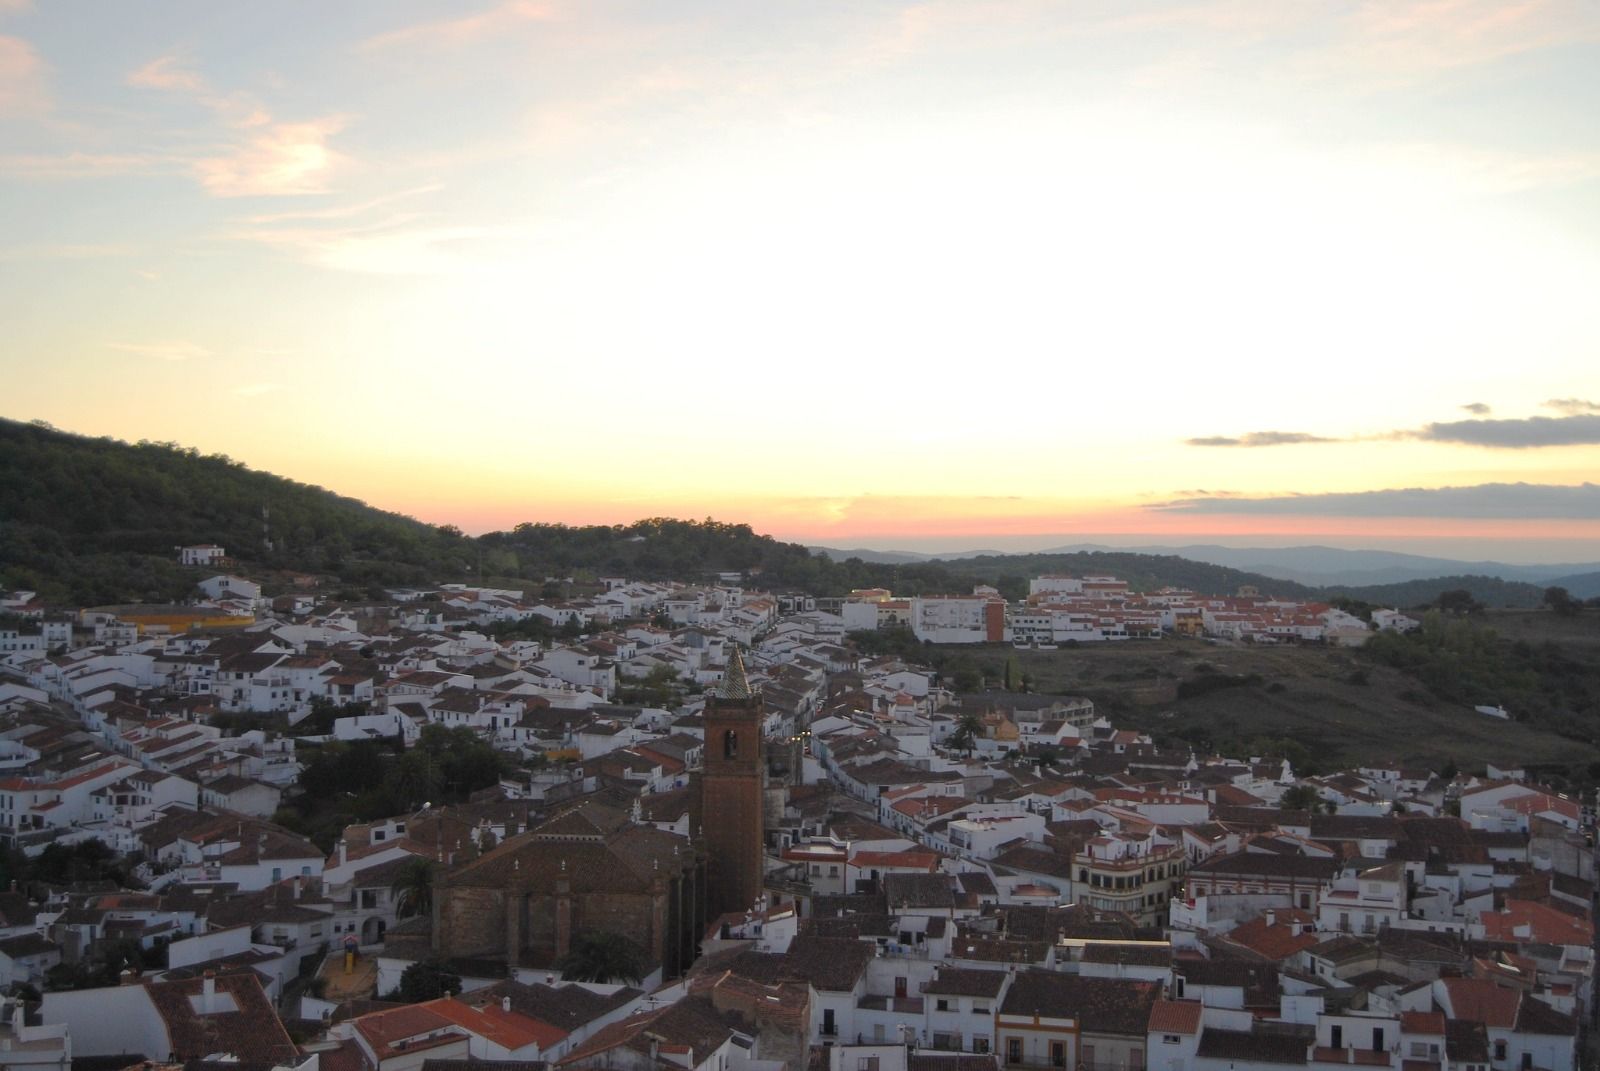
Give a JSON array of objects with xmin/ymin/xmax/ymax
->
[
  {"xmin": 1051, "ymin": 1042, "xmax": 1066, "ymax": 1068},
  {"xmin": 973, "ymin": 1039, "xmax": 989, "ymax": 1054},
  {"xmin": 859, "ymin": 1059, "xmax": 879, "ymax": 1071},
  {"xmin": 936, "ymin": 999, "xmax": 950, "ymax": 1012},
  {"xmin": 723, "ymin": 729, "xmax": 739, "ymax": 759},
  {"xmin": 1163, "ymin": 1035, "xmax": 1181, "ymax": 1045},
  {"xmin": 1007, "ymin": 1039, "xmax": 1022, "ymax": 1065},
  {"xmin": 974, "ymin": 1005, "xmax": 989, "ymax": 1015}
]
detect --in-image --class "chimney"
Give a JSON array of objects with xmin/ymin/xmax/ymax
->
[
  {"xmin": 202, "ymin": 970, "xmax": 216, "ymax": 1013},
  {"xmin": 1265, "ymin": 910, "xmax": 1276, "ymax": 927},
  {"xmin": 337, "ymin": 839, "xmax": 348, "ymax": 867},
  {"xmin": 502, "ymin": 995, "xmax": 512, "ymax": 1013}
]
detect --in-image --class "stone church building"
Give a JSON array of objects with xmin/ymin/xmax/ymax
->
[{"xmin": 432, "ymin": 649, "xmax": 768, "ymax": 977}]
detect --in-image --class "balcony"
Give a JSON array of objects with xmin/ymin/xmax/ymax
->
[
  {"xmin": 858, "ymin": 996, "xmax": 925, "ymax": 1014},
  {"xmin": 1311, "ymin": 1049, "xmax": 1395, "ymax": 1066}
]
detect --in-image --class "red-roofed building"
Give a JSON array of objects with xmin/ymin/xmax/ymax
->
[
  {"xmin": 341, "ymin": 1002, "xmax": 472, "ymax": 1069},
  {"xmin": 1478, "ymin": 899, "xmax": 1594, "ymax": 950},
  {"xmin": 1215, "ymin": 909, "xmax": 1320, "ymax": 963},
  {"xmin": 419, "ymin": 995, "xmax": 569, "ymax": 1059}
]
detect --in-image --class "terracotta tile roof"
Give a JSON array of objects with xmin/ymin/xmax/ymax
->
[
  {"xmin": 1439, "ymin": 977, "xmax": 1520, "ymax": 1029},
  {"xmin": 420, "ymin": 996, "xmax": 567, "ymax": 1052},
  {"xmin": 556, "ymin": 995, "xmax": 738, "ymax": 1067},
  {"xmin": 1148, "ymin": 999, "xmax": 1203, "ymax": 1036},
  {"xmin": 144, "ymin": 972, "xmax": 297, "ymax": 1063},
  {"xmin": 922, "ymin": 967, "xmax": 1007, "ymax": 998},
  {"xmin": 1196, "ymin": 1027, "xmax": 1309, "ymax": 1064},
  {"xmin": 459, "ymin": 980, "xmax": 642, "ymax": 1034},
  {"xmin": 1001, "ymin": 972, "xmax": 1157, "ymax": 1035},
  {"xmin": 1218, "ymin": 912, "xmax": 1321, "ymax": 962},
  {"xmin": 352, "ymin": 1002, "xmax": 462, "ymax": 1052},
  {"xmin": 1479, "ymin": 899, "xmax": 1594, "ymax": 947}
]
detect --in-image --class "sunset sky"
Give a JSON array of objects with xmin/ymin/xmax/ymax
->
[{"xmin": 3, "ymin": 2, "xmax": 1599, "ymax": 558}]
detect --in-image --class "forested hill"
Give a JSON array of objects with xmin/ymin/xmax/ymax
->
[
  {"xmin": 0, "ymin": 418, "xmax": 470, "ymax": 605},
  {"xmin": 0, "ymin": 418, "xmax": 1547, "ymax": 609}
]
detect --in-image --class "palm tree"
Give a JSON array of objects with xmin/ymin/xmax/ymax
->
[
  {"xmin": 555, "ymin": 931, "xmax": 647, "ymax": 985},
  {"xmin": 949, "ymin": 711, "xmax": 985, "ymax": 756},
  {"xmin": 390, "ymin": 856, "xmax": 437, "ymax": 919}
]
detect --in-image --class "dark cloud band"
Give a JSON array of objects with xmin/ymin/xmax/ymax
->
[
  {"xmin": 1413, "ymin": 413, "xmax": 1600, "ymax": 448},
  {"xmin": 1184, "ymin": 431, "xmax": 1337, "ymax": 448},
  {"xmin": 1148, "ymin": 482, "xmax": 1600, "ymax": 519}
]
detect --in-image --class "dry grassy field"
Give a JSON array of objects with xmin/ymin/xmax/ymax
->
[{"xmin": 974, "ymin": 610, "xmax": 1600, "ymax": 781}]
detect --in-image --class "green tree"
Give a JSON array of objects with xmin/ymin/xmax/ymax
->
[
  {"xmin": 555, "ymin": 931, "xmax": 648, "ymax": 985},
  {"xmin": 1544, "ymin": 586, "xmax": 1580, "ymax": 616},
  {"xmin": 949, "ymin": 711, "xmax": 985, "ymax": 756},
  {"xmin": 390, "ymin": 857, "xmax": 438, "ymax": 920},
  {"xmin": 387, "ymin": 959, "xmax": 462, "ymax": 1003},
  {"xmin": 1435, "ymin": 589, "xmax": 1482, "ymax": 615},
  {"xmin": 1279, "ymin": 784, "xmax": 1321, "ymax": 812},
  {"xmin": 389, "ymin": 749, "xmax": 444, "ymax": 811}
]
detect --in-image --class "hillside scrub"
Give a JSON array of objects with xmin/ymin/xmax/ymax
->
[{"xmin": 1361, "ymin": 611, "xmax": 1599, "ymax": 743}]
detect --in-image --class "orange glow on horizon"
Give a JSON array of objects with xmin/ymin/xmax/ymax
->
[{"xmin": 369, "ymin": 490, "xmax": 1600, "ymax": 548}]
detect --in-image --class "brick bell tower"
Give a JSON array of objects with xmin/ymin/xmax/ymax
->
[{"xmin": 701, "ymin": 645, "xmax": 765, "ymax": 920}]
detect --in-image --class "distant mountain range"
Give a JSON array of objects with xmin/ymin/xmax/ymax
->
[{"xmin": 811, "ymin": 542, "xmax": 1600, "ymax": 598}]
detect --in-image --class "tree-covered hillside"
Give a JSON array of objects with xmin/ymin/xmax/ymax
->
[
  {"xmin": 0, "ymin": 418, "xmax": 473, "ymax": 604},
  {"xmin": 1327, "ymin": 574, "xmax": 1548, "ymax": 610}
]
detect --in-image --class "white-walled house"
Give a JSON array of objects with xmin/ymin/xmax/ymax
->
[{"xmin": 198, "ymin": 575, "xmax": 263, "ymax": 605}]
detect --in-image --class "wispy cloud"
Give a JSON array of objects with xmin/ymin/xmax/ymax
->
[
  {"xmin": 0, "ymin": 33, "xmax": 47, "ymax": 118},
  {"xmin": 108, "ymin": 341, "xmax": 209, "ymax": 362},
  {"xmin": 1149, "ymin": 482, "xmax": 1600, "ymax": 519},
  {"xmin": 1190, "ymin": 407, "xmax": 1600, "ymax": 450},
  {"xmin": 194, "ymin": 116, "xmax": 347, "ymax": 197},
  {"xmin": 126, "ymin": 54, "xmax": 206, "ymax": 94},
  {"xmin": 1339, "ymin": 0, "xmax": 1595, "ymax": 78},
  {"xmin": 0, "ymin": 241, "xmax": 133, "ymax": 261},
  {"xmin": 239, "ymin": 184, "xmax": 443, "ymax": 225},
  {"xmin": 0, "ymin": 151, "xmax": 174, "ymax": 178},
  {"xmin": 1411, "ymin": 413, "xmax": 1600, "ymax": 449},
  {"xmin": 230, "ymin": 215, "xmax": 492, "ymax": 275},
  {"xmin": 126, "ymin": 52, "xmax": 347, "ymax": 197},
  {"xmin": 358, "ymin": 1, "xmax": 558, "ymax": 51},
  {"xmin": 1544, "ymin": 398, "xmax": 1600, "ymax": 416},
  {"xmin": 1185, "ymin": 431, "xmax": 1338, "ymax": 448}
]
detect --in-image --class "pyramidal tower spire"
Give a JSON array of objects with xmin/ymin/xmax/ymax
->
[{"xmin": 720, "ymin": 645, "xmax": 753, "ymax": 700}]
